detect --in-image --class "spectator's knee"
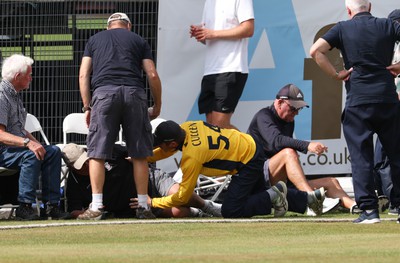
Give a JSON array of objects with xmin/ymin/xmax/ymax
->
[
  {"xmin": 46, "ymin": 145, "xmax": 62, "ymax": 157},
  {"xmin": 282, "ymin": 148, "xmax": 298, "ymax": 160}
]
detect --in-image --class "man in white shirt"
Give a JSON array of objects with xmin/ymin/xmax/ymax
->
[{"xmin": 190, "ymin": 0, "xmax": 254, "ymax": 129}]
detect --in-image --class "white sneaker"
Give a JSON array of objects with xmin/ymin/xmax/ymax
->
[
  {"xmin": 201, "ymin": 200, "xmax": 222, "ymax": 217},
  {"xmin": 271, "ymin": 181, "xmax": 288, "ymax": 217},
  {"xmin": 190, "ymin": 207, "xmax": 212, "ymax": 217},
  {"xmin": 307, "ymin": 197, "xmax": 340, "ymax": 216},
  {"xmin": 308, "ymin": 187, "xmax": 325, "ymax": 216}
]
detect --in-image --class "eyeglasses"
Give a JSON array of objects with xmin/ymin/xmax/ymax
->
[{"xmin": 283, "ymin": 100, "xmax": 303, "ymax": 113}]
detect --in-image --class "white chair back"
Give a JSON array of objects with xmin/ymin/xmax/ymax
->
[
  {"xmin": 62, "ymin": 113, "xmax": 89, "ymax": 145},
  {"xmin": 25, "ymin": 113, "xmax": 50, "ymax": 145}
]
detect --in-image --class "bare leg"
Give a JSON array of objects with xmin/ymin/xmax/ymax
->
[
  {"xmin": 208, "ymin": 111, "xmax": 238, "ymax": 130},
  {"xmin": 308, "ymin": 177, "xmax": 356, "ymax": 209},
  {"xmin": 160, "ymin": 207, "xmax": 192, "ymax": 218},
  {"xmin": 89, "ymin": 158, "xmax": 105, "ymax": 194},
  {"xmin": 158, "ymin": 184, "xmax": 201, "ymax": 218},
  {"xmin": 268, "ymin": 148, "xmax": 313, "ymax": 192},
  {"xmin": 168, "ymin": 183, "xmax": 207, "ymax": 208},
  {"xmin": 132, "ymin": 157, "xmax": 149, "ymax": 195}
]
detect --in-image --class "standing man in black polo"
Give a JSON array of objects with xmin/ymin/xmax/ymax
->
[
  {"xmin": 310, "ymin": 0, "xmax": 400, "ymax": 224},
  {"xmin": 79, "ymin": 12, "xmax": 162, "ymax": 219}
]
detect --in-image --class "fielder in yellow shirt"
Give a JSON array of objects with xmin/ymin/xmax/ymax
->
[{"xmin": 148, "ymin": 120, "xmax": 288, "ymax": 218}]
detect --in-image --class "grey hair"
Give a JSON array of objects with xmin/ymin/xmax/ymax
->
[
  {"xmin": 1, "ymin": 54, "xmax": 34, "ymax": 81},
  {"xmin": 345, "ymin": 0, "xmax": 370, "ymax": 13}
]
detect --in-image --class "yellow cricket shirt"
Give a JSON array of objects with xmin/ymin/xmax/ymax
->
[{"xmin": 149, "ymin": 120, "xmax": 256, "ymax": 209}]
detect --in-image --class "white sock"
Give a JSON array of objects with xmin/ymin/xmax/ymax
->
[
  {"xmin": 91, "ymin": 193, "xmax": 103, "ymax": 211},
  {"xmin": 138, "ymin": 194, "xmax": 149, "ymax": 209}
]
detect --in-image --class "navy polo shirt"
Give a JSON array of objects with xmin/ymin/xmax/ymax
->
[
  {"xmin": 83, "ymin": 28, "xmax": 153, "ymax": 90},
  {"xmin": 323, "ymin": 12, "xmax": 400, "ymax": 106}
]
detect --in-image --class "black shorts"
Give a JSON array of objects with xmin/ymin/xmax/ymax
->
[{"xmin": 198, "ymin": 72, "xmax": 248, "ymax": 114}]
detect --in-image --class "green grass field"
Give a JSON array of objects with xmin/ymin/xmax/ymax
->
[{"xmin": 0, "ymin": 212, "xmax": 398, "ymax": 263}]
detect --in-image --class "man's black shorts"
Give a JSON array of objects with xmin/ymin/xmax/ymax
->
[{"xmin": 198, "ymin": 72, "xmax": 248, "ymax": 114}]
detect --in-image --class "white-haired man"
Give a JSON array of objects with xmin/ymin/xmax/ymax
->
[
  {"xmin": 310, "ymin": 0, "xmax": 400, "ymax": 224},
  {"xmin": 0, "ymin": 54, "xmax": 71, "ymax": 220}
]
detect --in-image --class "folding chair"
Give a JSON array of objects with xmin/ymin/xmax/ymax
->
[
  {"xmin": 59, "ymin": 113, "xmax": 89, "ymax": 211},
  {"xmin": 62, "ymin": 113, "xmax": 89, "ymax": 145},
  {"xmin": 25, "ymin": 113, "xmax": 50, "ymax": 146},
  {"xmin": 25, "ymin": 113, "xmax": 53, "ymax": 215},
  {"xmin": 62, "ymin": 113, "xmax": 123, "ymax": 145},
  {"xmin": 195, "ymin": 175, "xmax": 232, "ymax": 202}
]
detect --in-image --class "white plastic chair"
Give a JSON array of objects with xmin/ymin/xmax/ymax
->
[
  {"xmin": 59, "ymin": 113, "xmax": 89, "ymax": 211},
  {"xmin": 62, "ymin": 113, "xmax": 89, "ymax": 145},
  {"xmin": 62, "ymin": 113, "xmax": 124, "ymax": 145},
  {"xmin": 26, "ymin": 114, "xmax": 53, "ymax": 214},
  {"xmin": 25, "ymin": 113, "xmax": 50, "ymax": 145}
]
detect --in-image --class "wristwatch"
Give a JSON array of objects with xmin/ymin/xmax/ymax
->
[
  {"xmin": 82, "ymin": 106, "xmax": 91, "ymax": 113},
  {"xmin": 23, "ymin": 138, "xmax": 30, "ymax": 147}
]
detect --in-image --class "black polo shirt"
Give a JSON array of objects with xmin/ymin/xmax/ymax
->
[
  {"xmin": 247, "ymin": 105, "xmax": 309, "ymax": 159},
  {"xmin": 323, "ymin": 12, "xmax": 400, "ymax": 106}
]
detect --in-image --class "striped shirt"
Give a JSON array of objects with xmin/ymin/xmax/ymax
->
[{"xmin": 0, "ymin": 79, "xmax": 27, "ymax": 151}]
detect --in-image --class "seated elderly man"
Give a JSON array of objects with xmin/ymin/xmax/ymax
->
[
  {"xmin": 247, "ymin": 84, "xmax": 356, "ymax": 215},
  {"xmin": 0, "ymin": 54, "xmax": 71, "ymax": 220}
]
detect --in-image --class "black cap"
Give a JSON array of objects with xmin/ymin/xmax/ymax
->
[
  {"xmin": 276, "ymin": 84, "xmax": 309, "ymax": 109},
  {"xmin": 388, "ymin": 9, "xmax": 400, "ymax": 22},
  {"xmin": 153, "ymin": 120, "xmax": 184, "ymax": 146}
]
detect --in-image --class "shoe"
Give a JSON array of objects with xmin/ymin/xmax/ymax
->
[
  {"xmin": 378, "ymin": 195, "xmax": 390, "ymax": 213},
  {"xmin": 398, "ymin": 210, "xmax": 400, "ymax": 224},
  {"xmin": 201, "ymin": 200, "xmax": 222, "ymax": 217},
  {"xmin": 307, "ymin": 197, "xmax": 340, "ymax": 216},
  {"xmin": 350, "ymin": 204, "xmax": 362, "ymax": 214},
  {"xmin": 353, "ymin": 209, "xmax": 380, "ymax": 224},
  {"xmin": 15, "ymin": 203, "xmax": 41, "ymax": 221},
  {"xmin": 136, "ymin": 207, "xmax": 156, "ymax": 219},
  {"xmin": 388, "ymin": 205, "xmax": 398, "ymax": 215},
  {"xmin": 45, "ymin": 204, "xmax": 73, "ymax": 220},
  {"xmin": 190, "ymin": 208, "xmax": 212, "ymax": 218},
  {"xmin": 77, "ymin": 205, "xmax": 104, "ymax": 220},
  {"xmin": 308, "ymin": 187, "xmax": 325, "ymax": 216},
  {"xmin": 271, "ymin": 181, "xmax": 288, "ymax": 217}
]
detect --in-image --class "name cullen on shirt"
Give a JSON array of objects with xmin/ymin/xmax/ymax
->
[{"xmin": 189, "ymin": 122, "xmax": 201, "ymax": 146}]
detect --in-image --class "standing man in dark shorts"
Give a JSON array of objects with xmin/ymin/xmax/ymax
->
[
  {"xmin": 310, "ymin": 0, "xmax": 400, "ymax": 224},
  {"xmin": 79, "ymin": 12, "xmax": 162, "ymax": 219},
  {"xmin": 190, "ymin": 0, "xmax": 254, "ymax": 129}
]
